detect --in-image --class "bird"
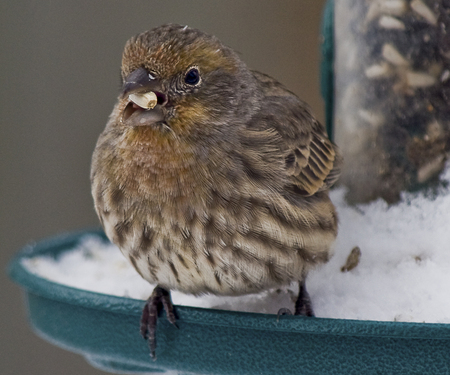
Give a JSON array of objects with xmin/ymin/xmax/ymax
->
[{"xmin": 91, "ymin": 24, "xmax": 342, "ymax": 359}]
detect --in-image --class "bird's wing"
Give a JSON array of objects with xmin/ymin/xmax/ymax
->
[
  {"xmin": 285, "ymin": 119, "xmax": 341, "ymax": 195},
  {"xmin": 250, "ymin": 71, "xmax": 342, "ymax": 196}
]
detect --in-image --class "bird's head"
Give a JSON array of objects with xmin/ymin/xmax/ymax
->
[{"xmin": 116, "ymin": 24, "xmax": 260, "ymax": 138}]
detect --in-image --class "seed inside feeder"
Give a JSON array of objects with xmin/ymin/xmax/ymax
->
[
  {"xmin": 128, "ymin": 92, "xmax": 158, "ymax": 109},
  {"xmin": 411, "ymin": 0, "xmax": 437, "ymax": 25},
  {"xmin": 382, "ymin": 43, "xmax": 409, "ymax": 66}
]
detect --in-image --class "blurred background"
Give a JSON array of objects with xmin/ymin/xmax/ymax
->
[{"xmin": 1, "ymin": 1, "xmax": 327, "ymax": 374}]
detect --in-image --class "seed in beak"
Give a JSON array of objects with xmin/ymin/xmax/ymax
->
[{"xmin": 128, "ymin": 92, "xmax": 158, "ymax": 109}]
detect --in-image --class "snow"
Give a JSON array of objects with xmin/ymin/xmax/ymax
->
[{"xmin": 22, "ymin": 166, "xmax": 450, "ymax": 323}]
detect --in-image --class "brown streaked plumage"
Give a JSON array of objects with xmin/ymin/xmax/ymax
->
[{"xmin": 91, "ymin": 24, "xmax": 342, "ymax": 358}]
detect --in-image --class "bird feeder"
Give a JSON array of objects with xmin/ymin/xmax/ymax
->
[{"xmin": 331, "ymin": 0, "xmax": 450, "ymax": 203}]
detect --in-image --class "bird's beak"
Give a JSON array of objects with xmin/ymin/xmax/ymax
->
[{"xmin": 121, "ymin": 67, "xmax": 167, "ymax": 127}]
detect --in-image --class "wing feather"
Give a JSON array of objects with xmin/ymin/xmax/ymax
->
[{"xmin": 250, "ymin": 71, "xmax": 342, "ymax": 196}]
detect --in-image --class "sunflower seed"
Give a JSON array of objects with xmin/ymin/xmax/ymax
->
[
  {"xmin": 411, "ymin": 0, "xmax": 438, "ymax": 25},
  {"xmin": 129, "ymin": 92, "xmax": 158, "ymax": 109}
]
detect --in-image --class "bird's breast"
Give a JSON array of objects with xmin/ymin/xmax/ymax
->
[
  {"xmin": 115, "ymin": 126, "xmax": 211, "ymax": 200},
  {"xmin": 92, "ymin": 126, "xmax": 337, "ymax": 296}
]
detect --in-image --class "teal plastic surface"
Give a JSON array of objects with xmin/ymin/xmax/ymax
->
[
  {"xmin": 7, "ymin": 229, "xmax": 450, "ymax": 374},
  {"xmin": 321, "ymin": 0, "xmax": 334, "ymax": 140}
]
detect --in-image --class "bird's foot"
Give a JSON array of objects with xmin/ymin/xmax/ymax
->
[
  {"xmin": 140, "ymin": 285, "xmax": 177, "ymax": 360},
  {"xmin": 277, "ymin": 281, "xmax": 315, "ymax": 319},
  {"xmin": 294, "ymin": 281, "xmax": 315, "ymax": 317}
]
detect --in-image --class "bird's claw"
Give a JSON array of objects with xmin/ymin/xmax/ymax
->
[
  {"xmin": 277, "ymin": 281, "xmax": 315, "ymax": 321},
  {"xmin": 295, "ymin": 281, "xmax": 315, "ymax": 317},
  {"xmin": 276, "ymin": 307, "xmax": 293, "ymax": 321},
  {"xmin": 140, "ymin": 286, "xmax": 177, "ymax": 360}
]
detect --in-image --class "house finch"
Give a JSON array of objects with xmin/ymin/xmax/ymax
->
[{"xmin": 91, "ymin": 24, "xmax": 341, "ymax": 358}]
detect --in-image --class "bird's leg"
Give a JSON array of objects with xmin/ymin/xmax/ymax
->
[
  {"xmin": 140, "ymin": 285, "xmax": 177, "ymax": 360},
  {"xmin": 294, "ymin": 280, "xmax": 315, "ymax": 317},
  {"xmin": 277, "ymin": 280, "xmax": 315, "ymax": 319}
]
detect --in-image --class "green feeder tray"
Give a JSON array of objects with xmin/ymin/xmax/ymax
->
[{"xmin": 8, "ymin": 229, "xmax": 450, "ymax": 374}]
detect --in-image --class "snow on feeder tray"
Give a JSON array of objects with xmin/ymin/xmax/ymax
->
[{"xmin": 7, "ymin": 221, "xmax": 450, "ymax": 375}]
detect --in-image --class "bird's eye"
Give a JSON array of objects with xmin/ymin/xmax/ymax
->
[{"xmin": 184, "ymin": 68, "xmax": 200, "ymax": 85}]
